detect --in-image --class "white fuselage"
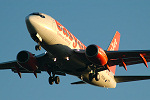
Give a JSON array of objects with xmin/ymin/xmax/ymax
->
[{"xmin": 25, "ymin": 13, "xmax": 117, "ymax": 88}]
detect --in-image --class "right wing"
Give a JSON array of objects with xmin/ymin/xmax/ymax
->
[
  {"xmin": 0, "ymin": 52, "xmax": 64, "ymax": 78},
  {"xmin": 0, "ymin": 61, "xmax": 17, "ymax": 70},
  {"xmin": 0, "ymin": 60, "xmax": 41, "ymax": 73}
]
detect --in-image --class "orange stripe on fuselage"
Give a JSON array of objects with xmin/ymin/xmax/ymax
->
[{"xmin": 55, "ymin": 20, "xmax": 86, "ymax": 50}]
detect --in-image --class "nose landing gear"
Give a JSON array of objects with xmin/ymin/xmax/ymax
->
[{"xmin": 33, "ymin": 33, "xmax": 42, "ymax": 51}]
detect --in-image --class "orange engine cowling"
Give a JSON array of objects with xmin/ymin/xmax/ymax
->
[
  {"xmin": 85, "ymin": 44, "xmax": 108, "ymax": 66},
  {"xmin": 17, "ymin": 50, "xmax": 38, "ymax": 71}
]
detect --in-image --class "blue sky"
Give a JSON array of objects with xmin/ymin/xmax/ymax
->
[{"xmin": 0, "ymin": 0, "xmax": 150, "ymax": 100}]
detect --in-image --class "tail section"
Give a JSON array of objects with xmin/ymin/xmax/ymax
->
[
  {"xmin": 107, "ymin": 31, "xmax": 120, "ymax": 75},
  {"xmin": 107, "ymin": 31, "xmax": 120, "ymax": 51}
]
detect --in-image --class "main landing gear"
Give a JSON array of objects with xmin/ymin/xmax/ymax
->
[
  {"xmin": 89, "ymin": 72, "xmax": 100, "ymax": 81},
  {"xmin": 35, "ymin": 44, "xmax": 41, "ymax": 51},
  {"xmin": 48, "ymin": 72, "xmax": 60, "ymax": 85},
  {"xmin": 49, "ymin": 76, "xmax": 60, "ymax": 85}
]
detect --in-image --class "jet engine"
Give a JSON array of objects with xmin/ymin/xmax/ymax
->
[
  {"xmin": 17, "ymin": 50, "xmax": 38, "ymax": 71},
  {"xmin": 85, "ymin": 44, "xmax": 108, "ymax": 66}
]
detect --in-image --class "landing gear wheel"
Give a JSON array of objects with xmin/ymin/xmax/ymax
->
[
  {"xmin": 89, "ymin": 73, "xmax": 94, "ymax": 81},
  {"xmin": 35, "ymin": 45, "xmax": 41, "ymax": 51},
  {"xmin": 55, "ymin": 76, "xmax": 60, "ymax": 84},
  {"xmin": 95, "ymin": 73, "xmax": 100, "ymax": 81},
  {"xmin": 49, "ymin": 77, "xmax": 54, "ymax": 85}
]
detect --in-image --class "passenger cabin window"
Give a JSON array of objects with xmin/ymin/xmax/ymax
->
[{"xmin": 57, "ymin": 25, "xmax": 61, "ymax": 30}]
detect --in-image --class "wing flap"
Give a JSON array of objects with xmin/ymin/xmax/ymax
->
[
  {"xmin": 115, "ymin": 76, "xmax": 150, "ymax": 83},
  {"xmin": 107, "ymin": 50, "xmax": 150, "ymax": 68}
]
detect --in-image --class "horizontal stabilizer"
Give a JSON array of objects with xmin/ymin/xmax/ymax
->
[
  {"xmin": 115, "ymin": 76, "xmax": 150, "ymax": 83},
  {"xmin": 71, "ymin": 81, "xmax": 86, "ymax": 85}
]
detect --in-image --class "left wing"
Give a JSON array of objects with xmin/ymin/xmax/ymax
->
[{"xmin": 74, "ymin": 49, "xmax": 150, "ymax": 70}]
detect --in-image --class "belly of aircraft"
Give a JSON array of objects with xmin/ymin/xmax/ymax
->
[{"xmin": 82, "ymin": 70, "xmax": 116, "ymax": 88}]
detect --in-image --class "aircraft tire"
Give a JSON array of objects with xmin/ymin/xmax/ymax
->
[
  {"xmin": 49, "ymin": 77, "xmax": 54, "ymax": 85},
  {"xmin": 55, "ymin": 76, "xmax": 60, "ymax": 84},
  {"xmin": 95, "ymin": 73, "xmax": 100, "ymax": 81},
  {"xmin": 35, "ymin": 45, "xmax": 41, "ymax": 51},
  {"xmin": 89, "ymin": 73, "xmax": 94, "ymax": 81}
]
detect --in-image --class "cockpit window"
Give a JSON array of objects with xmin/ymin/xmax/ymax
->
[{"xmin": 30, "ymin": 12, "xmax": 45, "ymax": 18}]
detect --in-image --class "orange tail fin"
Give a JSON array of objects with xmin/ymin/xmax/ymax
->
[{"xmin": 107, "ymin": 31, "xmax": 120, "ymax": 75}]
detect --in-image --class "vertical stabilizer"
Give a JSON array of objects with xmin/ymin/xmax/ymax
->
[{"xmin": 107, "ymin": 31, "xmax": 120, "ymax": 75}]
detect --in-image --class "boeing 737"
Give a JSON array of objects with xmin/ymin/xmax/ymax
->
[{"xmin": 1, "ymin": 12, "xmax": 150, "ymax": 88}]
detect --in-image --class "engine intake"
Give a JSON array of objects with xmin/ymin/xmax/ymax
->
[
  {"xmin": 17, "ymin": 51, "xmax": 30, "ymax": 63},
  {"xmin": 85, "ymin": 44, "xmax": 108, "ymax": 66},
  {"xmin": 17, "ymin": 50, "xmax": 38, "ymax": 71}
]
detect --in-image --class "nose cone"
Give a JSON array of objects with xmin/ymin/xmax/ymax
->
[
  {"xmin": 25, "ymin": 15, "xmax": 35, "ymax": 25},
  {"xmin": 26, "ymin": 13, "xmax": 45, "ymax": 24},
  {"xmin": 26, "ymin": 12, "xmax": 51, "ymax": 34},
  {"xmin": 25, "ymin": 15, "xmax": 38, "ymax": 35},
  {"xmin": 25, "ymin": 12, "xmax": 46, "ymax": 34},
  {"xmin": 25, "ymin": 12, "xmax": 55, "ymax": 42}
]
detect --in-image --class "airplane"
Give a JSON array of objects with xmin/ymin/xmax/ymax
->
[{"xmin": 1, "ymin": 12, "xmax": 150, "ymax": 88}]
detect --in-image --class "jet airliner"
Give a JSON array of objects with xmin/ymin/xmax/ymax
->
[{"xmin": 1, "ymin": 12, "xmax": 150, "ymax": 88}]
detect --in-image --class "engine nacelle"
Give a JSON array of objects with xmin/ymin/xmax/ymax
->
[
  {"xmin": 85, "ymin": 44, "xmax": 108, "ymax": 66},
  {"xmin": 17, "ymin": 50, "xmax": 38, "ymax": 71}
]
